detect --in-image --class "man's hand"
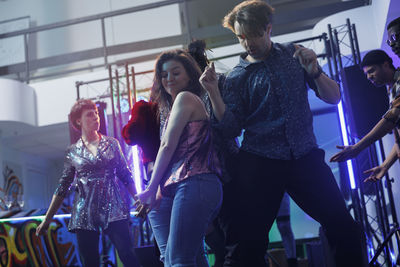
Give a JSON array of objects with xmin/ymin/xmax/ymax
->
[
  {"xmin": 330, "ymin": 145, "xmax": 360, "ymax": 162},
  {"xmin": 199, "ymin": 62, "xmax": 219, "ymax": 96},
  {"xmin": 293, "ymin": 46, "xmax": 319, "ymax": 77},
  {"xmin": 364, "ymin": 165, "xmax": 388, "ymax": 182}
]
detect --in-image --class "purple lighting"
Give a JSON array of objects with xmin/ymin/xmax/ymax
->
[
  {"xmin": 131, "ymin": 145, "xmax": 144, "ymax": 193},
  {"xmin": 337, "ymin": 101, "xmax": 356, "ymax": 189}
]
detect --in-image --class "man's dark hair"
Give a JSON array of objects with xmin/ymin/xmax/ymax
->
[
  {"xmin": 223, "ymin": 0, "xmax": 275, "ymax": 37},
  {"xmin": 387, "ymin": 17, "xmax": 400, "ymax": 30},
  {"xmin": 361, "ymin": 49, "xmax": 395, "ymax": 70}
]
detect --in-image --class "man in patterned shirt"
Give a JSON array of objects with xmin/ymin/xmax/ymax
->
[{"xmin": 199, "ymin": 1, "xmax": 365, "ymax": 266}]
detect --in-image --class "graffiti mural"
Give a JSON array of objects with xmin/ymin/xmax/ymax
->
[
  {"xmin": 1, "ymin": 164, "xmax": 23, "ymax": 211},
  {"xmin": 0, "ymin": 215, "xmax": 151, "ymax": 267},
  {"xmin": 0, "ymin": 217, "xmax": 80, "ymax": 267}
]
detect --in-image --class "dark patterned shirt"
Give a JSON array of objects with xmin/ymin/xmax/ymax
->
[
  {"xmin": 213, "ymin": 42, "xmax": 321, "ymax": 160},
  {"xmin": 382, "ymin": 68, "xmax": 400, "ymax": 126},
  {"xmin": 388, "ymin": 68, "xmax": 400, "ymax": 103}
]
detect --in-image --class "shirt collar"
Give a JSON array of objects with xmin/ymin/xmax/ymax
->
[{"xmin": 238, "ymin": 42, "xmax": 277, "ymax": 68}]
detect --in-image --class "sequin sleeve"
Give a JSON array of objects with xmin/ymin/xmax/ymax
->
[
  {"xmin": 54, "ymin": 147, "xmax": 76, "ymax": 197},
  {"xmin": 114, "ymin": 138, "xmax": 134, "ymax": 187}
]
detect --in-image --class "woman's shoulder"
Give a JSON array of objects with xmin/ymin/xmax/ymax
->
[
  {"xmin": 175, "ymin": 91, "xmax": 203, "ymax": 107},
  {"xmin": 174, "ymin": 91, "xmax": 208, "ymax": 120},
  {"xmin": 176, "ymin": 90, "xmax": 200, "ymax": 99}
]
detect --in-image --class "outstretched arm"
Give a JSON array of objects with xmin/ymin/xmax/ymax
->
[
  {"xmin": 330, "ymin": 118, "xmax": 395, "ymax": 162},
  {"xmin": 294, "ymin": 45, "xmax": 340, "ymax": 104},
  {"xmin": 364, "ymin": 144, "xmax": 399, "ymax": 182}
]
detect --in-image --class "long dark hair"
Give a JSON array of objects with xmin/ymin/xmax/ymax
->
[{"xmin": 150, "ymin": 49, "xmax": 204, "ymax": 112}]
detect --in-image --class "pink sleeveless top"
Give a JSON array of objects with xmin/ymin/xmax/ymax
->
[{"xmin": 161, "ymin": 120, "xmax": 221, "ymax": 192}]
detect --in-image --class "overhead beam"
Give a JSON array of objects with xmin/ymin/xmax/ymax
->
[{"xmin": 0, "ymin": 0, "xmax": 369, "ymax": 80}]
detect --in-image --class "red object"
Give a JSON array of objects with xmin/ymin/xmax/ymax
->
[{"xmin": 122, "ymin": 100, "xmax": 160, "ymax": 164}]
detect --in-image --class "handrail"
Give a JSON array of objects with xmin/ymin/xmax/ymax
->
[
  {"xmin": 0, "ymin": 0, "xmax": 187, "ymax": 39},
  {"xmin": 0, "ymin": 0, "xmax": 190, "ymax": 83}
]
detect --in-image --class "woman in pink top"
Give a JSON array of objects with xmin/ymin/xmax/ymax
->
[{"xmin": 136, "ymin": 49, "xmax": 222, "ymax": 267}]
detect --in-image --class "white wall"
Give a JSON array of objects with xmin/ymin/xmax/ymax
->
[
  {"xmin": 0, "ymin": 140, "xmax": 61, "ymax": 210},
  {"xmin": 0, "ymin": 78, "xmax": 37, "ymax": 126},
  {"xmin": 31, "ymin": 58, "xmax": 158, "ymax": 126},
  {"xmin": 312, "ymin": 0, "xmax": 391, "ymax": 58}
]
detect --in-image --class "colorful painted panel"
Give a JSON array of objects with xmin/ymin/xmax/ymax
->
[{"xmin": 0, "ymin": 214, "xmax": 150, "ymax": 267}]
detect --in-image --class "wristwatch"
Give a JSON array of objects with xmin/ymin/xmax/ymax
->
[{"xmin": 311, "ymin": 65, "xmax": 323, "ymax": 79}]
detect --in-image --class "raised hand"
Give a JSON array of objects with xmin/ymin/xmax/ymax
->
[
  {"xmin": 199, "ymin": 62, "xmax": 219, "ymax": 95},
  {"xmin": 293, "ymin": 46, "xmax": 318, "ymax": 76},
  {"xmin": 330, "ymin": 145, "xmax": 360, "ymax": 162}
]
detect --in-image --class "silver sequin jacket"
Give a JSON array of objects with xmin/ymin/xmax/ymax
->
[{"xmin": 54, "ymin": 135, "xmax": 134, "ymax": 232}]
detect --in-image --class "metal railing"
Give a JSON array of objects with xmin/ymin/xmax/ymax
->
[{"xmin": 0, "ymin": 0, "xmax": 190, "ymax": 83}]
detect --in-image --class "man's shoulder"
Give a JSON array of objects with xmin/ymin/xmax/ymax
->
[
  {"xmin": 226, "ymin": 58, "xmax": 254, "ymax": 80},
  {"xmin": 272, "ymin": 42, "xmax": 296, "ymax": 57},
  {"xmin": 224, "ymin": 66, "xmax": 251, "ymax": 87}
]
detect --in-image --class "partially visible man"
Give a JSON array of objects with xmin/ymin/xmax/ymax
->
[
  {"xmin": 331, "ymin": 40, "xmax": 400, "ymax": 164},
  {"xmin": 362, "ymin": 50, "xmax": 397, "ymax": 88},
  {"xmin": 387, "ymin": 17, "xmax": 400, "ymax": 58},
  {"xmin": 333, "ymin": 50, "xmax": 400, "ymax": 181},
  {"xmin": 200, "ymin": 1, "xmax": 365, "ymax": 266}
]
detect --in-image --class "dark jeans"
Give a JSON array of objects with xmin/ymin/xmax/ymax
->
[
  {"xmin": 76, "ymin": 219, "xmax": 139, "ymax": 267},
  {"xmin": 219, "ymin": 148, "xmax": 365, "ymax": 267}
]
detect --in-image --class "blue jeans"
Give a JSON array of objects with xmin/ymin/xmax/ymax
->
[{"xmin": 148, "ymin": 173, "xmax": 222, "ymax": 267}]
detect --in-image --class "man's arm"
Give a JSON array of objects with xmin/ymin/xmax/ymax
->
[
  {"xmin": 314, "ymin": 73, "xmax": 341, "ymax": 104},
  {"xmin": 293, "ymin": 45, "xmax": 340, "ymax": 104},
  {"xmin": 200, "ymin": 63, "xmax": 244, "ymax": 139},
  {"xmin": 330, "ymin": 118, "xmax": 395, "ymax": 162},
  {"xmin": 200, "ymin": 63, "xmax": 226, "ymax": 121},
  {"xmin": 364, "ymin": 143, "xmax": 399, "ymax": 182}
]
